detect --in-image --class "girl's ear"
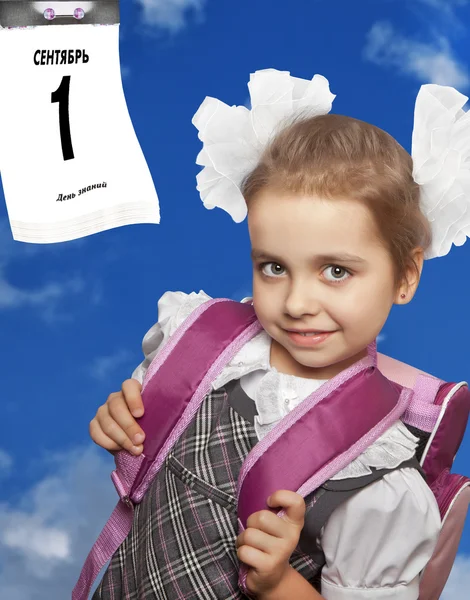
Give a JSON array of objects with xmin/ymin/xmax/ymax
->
[{"xmin": 394, "ymin": 248, "xmax": 424, "ymax": 305}]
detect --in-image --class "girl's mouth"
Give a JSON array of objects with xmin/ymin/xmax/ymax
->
[{"xmin": 285, "ymin": 330, "xmax": 335, "ymax": 346}]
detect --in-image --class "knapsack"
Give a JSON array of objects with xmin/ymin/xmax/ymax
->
[{"xmin": 73, "ymin": 299, "xmax": 470, "ymax": 600}]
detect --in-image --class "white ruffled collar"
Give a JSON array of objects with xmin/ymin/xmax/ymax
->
[
  {"xmin": 212, "ymin": 329, "xmax": 273, "ymax": 390},
  {"xmin": 211, "ymin": 329, "xmax": 419, "ymax": 480}
]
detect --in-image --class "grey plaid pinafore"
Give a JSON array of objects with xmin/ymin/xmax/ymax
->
[
  {"xmin": 93, "ymin": 378, "xmax": 325, "ymax": 599},
  {"xmin": 93, "ymin": 378, "xmax": 422, "ymax": 599}
]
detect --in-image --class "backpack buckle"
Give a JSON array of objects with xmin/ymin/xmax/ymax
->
[{"xmin": 111, "ymin": 470, "xmax": 134, "ymax": 508}]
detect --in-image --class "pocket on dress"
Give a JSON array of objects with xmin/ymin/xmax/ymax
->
[{"xmin": 166, "ymin": 454, "xmax": 238, "ymax": 514}]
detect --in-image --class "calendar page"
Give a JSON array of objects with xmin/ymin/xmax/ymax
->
[{"xmin": 0, "ymin": 2, "xmax": 160, "ymax": 243}]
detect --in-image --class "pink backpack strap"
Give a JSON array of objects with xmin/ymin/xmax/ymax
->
[
  {"xmin": 402, "ymin": 374, "xmax": 443, "ymax": 432},
  {"xmin": 237, "ymin": 365, "xmax": 411, "ymax": 527},
  {"xmin": 73, "ymin": 299, "xmax": 261, "ymax": 600},
  {"xmin": 72, "ymin": 502, "xmax": 134, "ymax": 600},
  {"xmin": 420, "ymin": 382, "xmax": 470, "ymax": 487},
  {"xmin": 237, "ymin": 354, "xmax": 412, "ymax": 596},
  {"xmin": 130, "ymin": 299, "xmax": 260, "ymax": 498}
]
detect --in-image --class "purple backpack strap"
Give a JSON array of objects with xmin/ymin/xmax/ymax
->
[
  {"xmin": 72, "ymin": 299, "xmax": 261, "ymax": 600},
  {"xmin": 237, "ymin": 364, "xmax": 410, "ymax": 527},
  {"xmin": 236, "ymin": 346, "xmax": 412, "ymax": 597}
]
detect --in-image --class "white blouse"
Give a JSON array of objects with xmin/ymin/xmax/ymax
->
[{"xmin": 131, "ymin": 290, "xmax": 441, "ymax": 599}]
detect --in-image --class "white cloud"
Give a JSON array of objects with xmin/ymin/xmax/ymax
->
[
  {"xmin": 89, "ymin": 349, "xmax": 134, "ymax": 380},
  {"xmin": 0, "ymin": 449, "xmax": 13, "ymax": 477},
  {"xmin": 3, "ymin": 518, "xmax": 71, "ymax": 564},
  {"xmin": 441, "ymin": 554, "xmax": 470, "ymax": 599},
  {"xmin": 364, "ymin": 21, "xmax": 469, "ymax": 88},
  {"xmin": 413, "ymin": 0, "xmax": 468, "ymax": 29},
  {"xmin": 137, "ymin": 0, "xmax": 206, "ymax": 32},
  {"xmin": 416, "ymin": 0, "xmax": 467, "ymax": 14},
  {"xmin": 0, "ymin": 219, "xmax": 92, "ymax": 322},
  {"xmin": 0, "ymin": 273, "xmax": 84, "ymax": 310},
  {"xmin": 0, "ymin": 446, "xmax": 116, "ymax": 599},
  {"xmin": 417, "ymin": 0, "xmax": 467, "ymax": 7}
]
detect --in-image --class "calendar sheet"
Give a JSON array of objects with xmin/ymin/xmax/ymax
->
[{"xmin": 0, "ymin": 2, "xmax": 160, "ymax": 243}]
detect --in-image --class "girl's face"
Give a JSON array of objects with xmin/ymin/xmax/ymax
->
[{"xmin": 248, "ymin": 189, "xmax": 408, "ymax": 380}]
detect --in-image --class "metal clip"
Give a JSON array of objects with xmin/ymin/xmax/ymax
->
[{"xmin": 122, "ymin": 496, "xmax": 133, "ymax": 509}]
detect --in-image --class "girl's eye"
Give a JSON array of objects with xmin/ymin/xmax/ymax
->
[
  {"xmin": 323, "ymin": 265, "xmax": 351, "ymax": 283},
  {"xmin": 261, "ymin": 262, "xmax": 286, "ymax": 277}
]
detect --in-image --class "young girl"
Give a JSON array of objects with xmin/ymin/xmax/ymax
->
[{"xmin": 87, "ymin": 70, "xmax": 467, "ymax": 599}]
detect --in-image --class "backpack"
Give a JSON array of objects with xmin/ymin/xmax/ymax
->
[{"xmin": 73, "ymin": 299, "xmax": 470, "ymax": 600}]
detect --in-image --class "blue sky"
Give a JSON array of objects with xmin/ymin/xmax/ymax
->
[{"xmin": 1, "ymin": 0, "xmax": 470, "ymax": 597}]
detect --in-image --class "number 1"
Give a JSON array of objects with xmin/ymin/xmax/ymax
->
[{"xmin": 51, "ymin": 75, "xmax": 74, "ymax": 161}]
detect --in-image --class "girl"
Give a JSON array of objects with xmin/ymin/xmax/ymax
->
[{"xmin": 88, "ymin": 70, "xmax": 468, "ymax": 599}]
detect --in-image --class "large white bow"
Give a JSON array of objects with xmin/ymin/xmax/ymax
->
[
  {"xmin": 192, "ymin": 69, "xmax": 335, "ymax": 223},
  {"xmin": 193, "ymin": 68, "xmax": 470, "ymax": 259},
  {"xmin": 412, "ymin": 85, "xmax": 470, "ymax": 259}
]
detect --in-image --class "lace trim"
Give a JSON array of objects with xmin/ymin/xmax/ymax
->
[
  {"xmin": 253, "ymin": 370, "xmax": 326, "ymax": 439},
  {"xmin": 169, "ymin": 291, "xmax": 212, "ymax": 336},
  {"xmin": 211, "ymin": 329, "xmax": 272, "ymax": 391},
  {"xmin": 330, "ymin": 420, "xmax": 419, "ymax": 480}
]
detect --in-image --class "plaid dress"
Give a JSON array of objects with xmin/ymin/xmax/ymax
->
[{"xmin": 93, "ymin": 380, "xmax": 323, "ymax": 599}]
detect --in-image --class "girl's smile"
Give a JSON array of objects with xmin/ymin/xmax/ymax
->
[{"xmin": 285, "ymin": 330, "xmax": 337, "ymax": 347}]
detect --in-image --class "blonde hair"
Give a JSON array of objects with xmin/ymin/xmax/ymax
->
[{"xmin": 241, "ymin": 114, "xmax": 431, "ymax": 288}]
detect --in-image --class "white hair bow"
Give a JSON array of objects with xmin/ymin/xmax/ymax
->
[
  {"xmin": 412, "ymin": 85, "xmax": 470, "ymax": 259},
  {"xmin": 191, "ymin": 69, "xmax": 335, "ymax": 223},
  {"xmin": 192, "ymin": 68, "xmax": 470, "ymax": 259}
]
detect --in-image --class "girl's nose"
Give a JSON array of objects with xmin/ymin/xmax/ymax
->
[{"xmin": 284, "ymin": 285, "xmax": 321, "ymax": 319}]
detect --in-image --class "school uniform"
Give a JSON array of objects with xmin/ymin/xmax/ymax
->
[{"xmin": 93, "ymin": 291, "xmax": 440, "ymax": 600}]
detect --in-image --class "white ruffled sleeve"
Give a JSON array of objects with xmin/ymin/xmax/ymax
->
[
  {"xmin": 131, "ymin": 290, "xmax": 212, "ymax": 384},
  {"xmin": 320, "ymin": 468, "xmax": 441, "ymax": 600}
]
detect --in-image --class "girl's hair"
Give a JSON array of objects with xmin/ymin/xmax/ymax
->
[{"xmin": 241, "ymin": 113, "xmax": 432, "ymax": 289}]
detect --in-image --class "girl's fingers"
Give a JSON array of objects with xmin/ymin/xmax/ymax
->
[
  {"xmin": 95, "ymin": 405, "xmax": 143, "ymax": 455},
  {"xmin": 237, "ymin": 544, "xmax": 271, "ymax": 571},
  {"xmin": 121, "ymin": 379, "xmax": 145, "ymax": 418},
  {"xmin": 268, "ymin": 491, "xmax": 306, "ymax": 528},
  {"xmin": 246, "ymin": 511, "xmax": 286, "ymax": 539},
  {"xmin": 236, "ymin": 528, "xmax": 278, "ymax": 555},
  {"xmin": 107, "ymin": 393, "xmax": 146, "ymax": 447},
  {"xmin": 90, "ymin": 418, "xmax": 121, "ymax": 452}
]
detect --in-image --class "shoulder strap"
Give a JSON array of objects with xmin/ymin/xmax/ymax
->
[
  {"xmin": 377, "ymin": 353, "xmax": 470, "ymax": 488},
  {"xmin": 73, "ymin": 299, "xmax": 260, "ymax": 600},
  {"xmin": 401, "ymin": 374, "xmax": 470, "ymax": 501},
  {"xmin": 402, "ymin": 374, "xmax": 443, "ymax": 432},
  {"xmin": 237, "ymin": 365, "xmax": 412, "ymax": 528},
  {"xmin": 237, "ymin": 363, "xmax": 412, "ymax": 597},
  {"xmin": 130, "ymin": 298, "xmax": 260, "ymax": 497}
]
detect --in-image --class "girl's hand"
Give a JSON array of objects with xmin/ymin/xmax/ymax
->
[
  {"xmin": 89, "ymin": 379, "xmax": 146, "ymax": 456},
  {"xmin": 236, "ymin": 490, "xmax": 306, "ymax": 597}
]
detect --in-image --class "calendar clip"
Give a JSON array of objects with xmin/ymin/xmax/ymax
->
[
  {"xmin": 43, "ymin": 7, "xmax": 86, "ymax": 21},
  {"xmin": 0, "ymin": 1, "xmax": 119, "ymax": 28}
]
